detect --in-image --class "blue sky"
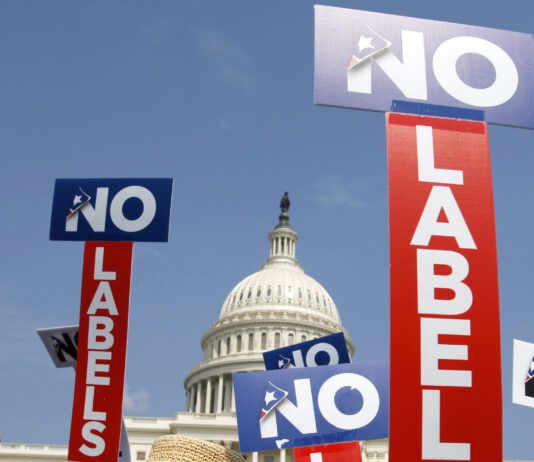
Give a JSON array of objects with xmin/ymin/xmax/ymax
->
[{"xmin": 0, "ymin": 0, "xmax": 533, "ymax": 459}]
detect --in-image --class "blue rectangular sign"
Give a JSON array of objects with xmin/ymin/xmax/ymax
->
[
  {"xmin": 263, "ymin": 332, "xmax": 350, "ymax": 370},
  {"xmin": 234, "ymin": 361, "xmax": 388, "ymax": 452},
  {"xmin": 315, "ymin": 5, "xmax": 534, "ymax": 130},
  {"xmin": 50, "ymin": 178, "xmax": 173, "ymax": 242}
]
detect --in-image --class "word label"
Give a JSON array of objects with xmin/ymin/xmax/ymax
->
[
  {"xmin": 387, "ymin": 113, "xmax": 501, "ymax": 461},
  {"xmin": 263, "ymin": 332, "xmax": 350, "ymax": 370},
  {"xmin": 315, "ymin": 5, "xmax": 534, "ymax": 129},
  {"xmin": 69, "ymin": 242, "xmax": 133, "ymax": 462},
  {"xmin": 50, "ymin": 178, "xmax": 173, "ymax": 242},
  {"xmin": 234, "ymin": 362, "xmax": 388, "ymax": 452}
]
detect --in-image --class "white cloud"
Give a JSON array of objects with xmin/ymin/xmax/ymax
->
[
  {"xmin": 194, "ymin": 27, "xmax": 252, "ymax": 88},
  {"xmin": 314, "ymin": 174, "xmax": 372, "ymax": 209},
  {"xmin": 123, "ymin": 384, "xmax": 150, "ymax": 413}
]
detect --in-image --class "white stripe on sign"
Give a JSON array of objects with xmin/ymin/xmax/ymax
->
[{"xmin": 310, "ymin": 453, "xmax": 323, "ymax": 462}]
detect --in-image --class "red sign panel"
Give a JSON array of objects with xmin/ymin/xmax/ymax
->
[
  {"xmin": 387, "ymin": 113, "xmax": 501, "ymax": 462},
  {"xmin": 294, "ymin": 442, "xmax": 362, "ymax": 462},
  {"xmin": 69, "ymin": 241, "xmax": 133, "ymax": 462}
]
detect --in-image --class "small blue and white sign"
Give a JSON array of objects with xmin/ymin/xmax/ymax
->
[
  {"xmin": 50, "ymin": 178, "xmax": 173, "ymax": 242},
  {"xmin": 263, "ymin": 332, "xmax": 350, "ymax": 370},
  {"xmin": 234, "ymin": 361, "xmax": 389, "ymax": 452},
  {"xmin": 315, "ymin": 5, "xmax": 534, "ymax": 129}
]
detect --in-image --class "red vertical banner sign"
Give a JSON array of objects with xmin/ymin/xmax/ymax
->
[
  {"xmin": 387, "ymin": 113, "xmax": 501, "ymax": 462},
  {"xmin": 68, "ymin": 241, "xmax": 133, "ymax": 462},
  {"xmin": 294, "ymin": 442, "xmax": 363, "ymax": 462}
]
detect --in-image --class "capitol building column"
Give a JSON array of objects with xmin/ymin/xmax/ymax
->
[
  {"xmin": 205, "ymin": 378, "xmax": 212, "ymax": 414},
  {"xmin": 195, "ymin": 382, "xmax": 202, "ymax": 413},
  {"xmin": 216, "ymin": 375, "xmax": 224, "ymax": 413},
  {"xmin": 185, "ymin": 388, "xmax": 190, "ymax": 412},
  {"xmin": 230, "ymin": 382, "xmax": 236, "ymax": 413},
  {"xmin": 224, "ymin": 375, "xmax": 232, "ymax": 412},
  {"xmin": 186, "ymin": 384, "xmax": 194, "ymax": 412}
]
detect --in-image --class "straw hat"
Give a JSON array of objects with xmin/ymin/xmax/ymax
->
[{"xmin": 147, "ymin": 435, "xmax": 245, "ymax": 462}]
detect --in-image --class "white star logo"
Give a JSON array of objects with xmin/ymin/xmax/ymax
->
[
  {"xmin": 278, "ymin": 359, "xmax": 285, "ymax": 368},
  {"xmin": 358, "ymin": 35, "xmax": 375, "ymax": 53},
  {"xmin": 264, "ymin": 391, "xmax": 277, "ymax": 405},
  {"xmin": 72, "ymin": 194, "xmax": 83, "ymax": 206}
]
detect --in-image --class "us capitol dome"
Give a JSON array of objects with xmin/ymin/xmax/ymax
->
[
  {"xmin": 182, "ymin": 193, "xmax": 355, "ymax": 422},
  {"xmin": 0, "ymin": 194, "xmax": 389, "ymax": 462}
]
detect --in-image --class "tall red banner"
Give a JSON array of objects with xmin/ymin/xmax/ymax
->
[
  {"xmin": 387, "ymin": 113, "xmax": 501, "ymax": 462},
  {"xmin": 69, "ymin": 241, "xmax": 133, "ymax": 462}
]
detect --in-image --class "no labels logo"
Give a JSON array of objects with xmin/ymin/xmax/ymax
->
[
  {"xmin": 50, "ymin": 178, "xmax": 173, "ymax": 242},
  {"xmin": 315, "ymin": 5, "xmax": 534, "ymax": 129},
  {"xmin": 347, "ymin": 28, "xmax": 518, "ymax": 108},
  {"xmin": 234, "ymin": 361, "xmax": 388, "ymax": 452}
]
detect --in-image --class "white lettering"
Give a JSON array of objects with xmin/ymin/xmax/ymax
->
[
  {"xmin": 348, "ymin": 30, "xmax": 427, "ymax": 100},
  {"xmin": 110, "ymin": 186, "xmax": 157, "ymax": 232},
  {"xmin": 94, "ymin": 247, "xmax": 116, "ymax": 281},
  {"xmin": 292, "ymin": 350, "xmax": 305, "ymax": 368},
  {"xmin": 306, "ymin": 343, "xmax": 339, "ymax": 367},
  {"xmin": 88, "ymin": 316, "xmax": 115, "ymax": 350},
  {"xmin": 66, "ymin": 188, "xmax": 108, "ymax": 232},
  {"xmin": 411, "ymin": 186, "xmax": 476, "ymax": 249},
  {"xmin": 416, "ymin": 125, "xmax": 463, "ymax": 185},
  {"xmin": 422, "ymin": 389, "xmax": 470, "ymax": 460},
  {"xmin": 83, "ymin": 385, "xmax": 107, "ymax": 421},
  {"xmin": 80, "ymin": 421, "xmax": 106, "ymax": 457},
  {"xmin": 412, "ymin": 98, "xmax": 477, "ymax": 460},
  {"xmin": 317, "ymin": 373, "xmax": 379, "ymax": 430},
  {"xmin": 417, "ymin": 249, "xmax": 473, "ymax": 316},
  {"xmin": 87, "ymin": 281, "xmax": 118, "ymax": 316},
  {"xmin": 433, "ymin": 36, "xmax": 518, "ymax": 107},
  {"xmin": 260, "ymin": 379, "xmax": 317, "ymax": 438},
  {"xmin": 86, "ymin": 350, "xmax": 111, "ymax": 386},
  {"xmin": 421, "ymin": 317, "xmax": 471, "ymax": 387}
]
